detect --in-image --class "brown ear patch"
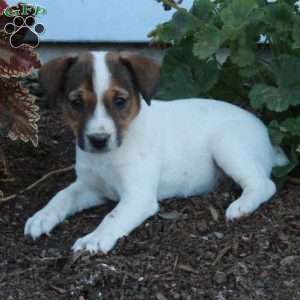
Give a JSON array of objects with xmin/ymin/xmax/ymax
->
[
  {"xmin": 39, "ymin": 55, "xmax": 77, "ymax": 106},
  {"xmin": 104, "ymin": 52, "xmax": 142, "ymax": 144},
  {"xmin": 119, "ymin": 52, "xmax": 160, "ymax": 105}
]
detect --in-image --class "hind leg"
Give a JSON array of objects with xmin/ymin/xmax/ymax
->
[
  {"xmin": 212, "ymin": 129, "xmax": 276, "ymax": 220},
  {"xmin": 225, "ymin": 178, "xmax": 276, "ymax": 220}
]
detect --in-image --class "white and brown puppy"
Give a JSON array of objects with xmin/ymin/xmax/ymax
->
[{"xmin": 25, "ymin": 51, "xmax": 288, "ymax": 253}]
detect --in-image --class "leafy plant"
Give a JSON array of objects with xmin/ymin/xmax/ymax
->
[
  {"xmin": 0, "ymin": 1, "xmax": 40, "ymax": 192},
  {"xmin": 150, "ymin": 0, "xmax": 300, "ymax": 178}
]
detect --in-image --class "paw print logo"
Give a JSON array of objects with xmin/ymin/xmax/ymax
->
[{"xmin": 4, "ymin": 16, "xmax": 45, "ymax": 48}]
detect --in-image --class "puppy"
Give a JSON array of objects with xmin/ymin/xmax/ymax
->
[{"xmin": 24, "ymin": 51, "xmax": 288, "ymax": 253}]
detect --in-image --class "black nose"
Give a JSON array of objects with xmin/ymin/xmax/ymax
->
[{"xmin": 87, "ymin": 133, "xmax": 110, "ymax": 149}]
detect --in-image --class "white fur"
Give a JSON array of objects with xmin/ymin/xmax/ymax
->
[
  {"xmin": 25, "ymin": 52, "xmax": 288, "ymax": 254},
  {"xmin": 85, "ymin": 52, "xmax": 118, "ymax": 150}
]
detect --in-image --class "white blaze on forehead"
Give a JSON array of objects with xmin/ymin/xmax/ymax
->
[
  {"xmin": 86, "ymin": 51, "xmax": 115, "ymax": 136},
  {"xmin": 92, "ymin": 51, "xmax": 110, "ymax": 99}
]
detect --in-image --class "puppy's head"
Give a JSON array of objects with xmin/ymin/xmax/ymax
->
[{"xmin": 39, "ymin": 51, "xmax": 160, "ymax": 153}]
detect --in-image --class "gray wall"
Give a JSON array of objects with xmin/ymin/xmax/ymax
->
[{"xmin": 37, "ymin": 43, "xmax": 163, "ymax": 63}]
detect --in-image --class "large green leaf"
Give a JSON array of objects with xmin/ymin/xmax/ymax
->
[
  {"xmin": 192, "ymin": 59, "xmax": 219, "ymax": 93},
  {"xmin": 190, "ymin": 0, "xmax": 214, "ymax": 22},
  {"xmin": 157, "ymin": 41, "xmax": 219, "ymax": 100},
  {"xmin": 193, "ymin": 25, "xmax": 222, "ymax": 59},
  {"xmin": 230, "ymin": 34, "xmax": 256, "ymax": 67},
  {"xmin": 171, "ymin": 9, "xmax": 200, "ymax": 38},
  {"xmin": 292, "ymin": 17, "xmax": 300, "ymax": 49},
  {"xmin": 149, "ymin": 22, "xmax": 176, "ymax": 44},
  {"xmin": 251, "ymin": 55, "xmax": 300, "ymax": 112},
  {"xmin": 149, "ymin": 9, "xmax": 200, "ymax": 43},
  {"xmin": 220, "ymin": 0, "xmax": 258, "ymax": 29},
  {"xmin": 268, "ymin": 120, "xmax": 286, "ymax": 145},
  {"xmin": 157, "ymin": 43, "xmax": 198, "ymax": 99},
  {"xmin": 249, "ymin": 84, "xmax": 289, "ymax": 112},
  {"xmin": 281, "ymin": 117, "xmax": 300, "ymax": 137},
  {"xmin": 157, "ymin": 67, "xmax": 199, "ymax": 99},
  {"xmin": 272, "ymin": 55, "xmax": 300, "ymax": 90},
  {"xmin": 265, "ymin": 2, "xmax": 294, "ymax": 33}
]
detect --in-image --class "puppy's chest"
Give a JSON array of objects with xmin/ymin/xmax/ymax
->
[{"xmin": 76, "ymin": 154, "xmax": 121, "ymax": 200}]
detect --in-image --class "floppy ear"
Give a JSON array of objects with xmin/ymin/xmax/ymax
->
[
  {"xmin": 39, "ymin": 55, "xmax": 77, "ymax": 106},
  {"xmin": 119, "ymin": 52, "xmax": 160, "ymax": 105}
]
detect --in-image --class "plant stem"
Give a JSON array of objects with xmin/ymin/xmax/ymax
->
[{"xmin": 160, "ymin": 0, "xmax": 181, "ymax": 10}]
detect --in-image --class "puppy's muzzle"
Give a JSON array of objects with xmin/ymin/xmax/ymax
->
[{"xmin": 87, "ymin": 133, "xmax": 110, "ymax": 150}]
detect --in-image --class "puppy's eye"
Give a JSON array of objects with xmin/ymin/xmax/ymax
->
[
  {"xmin": 114, "ymin": 97, "xmax": 127, "ymax": 110},
  {"xmin": 70, "ymin": 95, "xmax": 84, "ymax": 111}
]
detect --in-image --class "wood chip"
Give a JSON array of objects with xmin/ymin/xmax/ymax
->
[
  {"xmin": 212, "ymin": 245, "xmax": 232, "ymax": 266},
  {"xmin": 208, "ymin": 205, "xmax": 219, "ymax": 222},
  {"xmin": 178, "ymin": 264, "xmax": 199, "ymax": 274},
  {"xmin": 158, "ymin": 210, "xmax": 180, "ymax": 220},
  {"xmin": 156, "ymin": 292, "xmax": 168, "ymax": 300},
  {"xmin": 48, "ymin": 284, "xmax": 66, "ymax": 295}
]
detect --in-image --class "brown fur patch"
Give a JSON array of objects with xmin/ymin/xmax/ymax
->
[
  {"xmin": 62, "ymin": 81, "xmax": 96, "ymax": 134},
  {"xmin": 104, "ymin": 52, "xmax": 141, "ymax": 144},
  {"xmin": 60, "ymin": 52, "xmax": 96, "ymax": 148}
]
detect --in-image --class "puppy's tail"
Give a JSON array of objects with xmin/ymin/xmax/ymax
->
[{"xmin": 272, "ymin": 146, "xmax": 289, "ymax": 167}]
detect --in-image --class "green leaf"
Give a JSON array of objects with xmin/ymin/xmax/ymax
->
[
  {"xmin": 249, "ymin": 84, "xmax": 289, "ymax": 112},
  {"xmin": 172, "ymin": 9, "xmax": 200, "ymax": 38},
  {"xmin": 268, "ymin": 120, "xmax": 286, "ymax": 145},
  {"xmin": 272, "ymin": 55, "xmax": 300, "ymax": 90},
  {"xmin": 292, "ymin": 17, "xmax": 300, "ymax": 49},
  {"xmin": 281, "ymin": 117, "xmax": 300, "ymax": 137},
  {"xmin": 190, "ymin": 0, "xmax": 214, "ymax": 23},
  {"xmin": 273, "ymin": 147, "xmax": 298, "ymax": 178},
  {"xmin": 149, "ymin": 9, "xmax": 199, "ymax": 43},
  {"xmin": 157, "ymin": 40, "xmax": 219, "ymax": 100},
  {"xmin": 220, "ymin": 0, "xmax": 258, "ymax": 29},
  {"xmin": 265, "ymin": 2, "xmax": 294, "ymax": 34},
  {"xmin": 221, "ymin": 25, "xmax": 239, "ymax": 41},
  {"xmin": 157, "ymin": 43, "xmax": 198, "ymax": 99},
  {"xmin": 230, "ymin": 34, "xmax": 256, "ymax": 67},
  {"xmin": 250, "ymin": 56, "xmax": 300, "ymax": 112},
  {"xmin": 271, "ymin": 55, "xmax": 300, "ymax": 107},
  {"xmin": 279, "ymin": 87, "xmax": 300, "ymax": 108},
  {"xmin": 193, "ymin": 25, "xmax": 222, "ymax": 59},
  {"xmin": 238, "ymin": 65, "xmax": 258, "ymax": 79},
  {"xmin": 149, "ymin": 22, "xmax": 175, "ymax": 43},
  {"xmin": 193, "ymin": 59, "xmax": 219, "ymax": 93}
]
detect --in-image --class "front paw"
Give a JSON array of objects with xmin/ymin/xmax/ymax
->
[
  {"xmin": 72, "ymin": 230, "xmax": 117, "ymax": 254},
  {"xmin": 24, "ymin": 210, "xmax": 60, "ymax": 239}
]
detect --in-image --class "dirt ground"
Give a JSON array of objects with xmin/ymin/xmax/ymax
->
[{"xmin": 0, "ymin": 80, "xmax": 300, "ymax": 300}]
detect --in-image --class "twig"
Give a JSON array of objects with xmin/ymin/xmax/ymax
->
[
  {"xmin": 212, "ymin": 245, "xmax": 232, "ymax": 266},
  {"xmin": 287, "ymin": 176, "xmax": 300, "ymax": 186},
  {"xmin": 0, "ymin": 147, "xmax": 9, "ymax": 177},
  {"xmin": 0, "ymin": 165, "xmax": 74, "ymax": 204},
  {"xmin": 177, "ymin": 263, "xmax": 199, "ymax": 274}
]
